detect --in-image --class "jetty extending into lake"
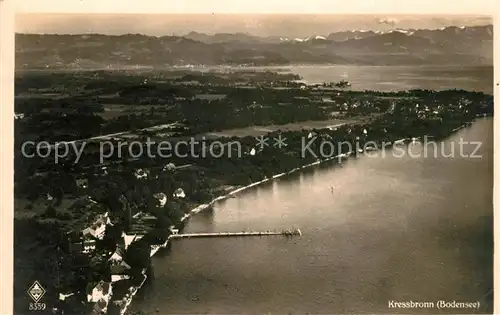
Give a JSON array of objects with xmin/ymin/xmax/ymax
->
[
  {"xmin": 149, "ymin": 228, "xmax": 302, "ymax": 259},
  {"xmin": 170, "ymin": 228, "xmax": 302, "ymax": 239}
]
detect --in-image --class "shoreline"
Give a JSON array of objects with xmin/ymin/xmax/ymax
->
[
  {"xmin": 17, "ymin": 64, "xmax": 494, "ymax": 73},
  {"xmin": 118, "ymin": 150, "xmax": 353, "ymax": 315},
  {"xmin": 118, "ymin": 118, "xmax": 482, "ymax": 314}
]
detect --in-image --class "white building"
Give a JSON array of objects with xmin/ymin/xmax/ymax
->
[
  {"xmin": 87, "ymin": 281, "xmax": 111, "ymax": 303},
  {"xmin": 82, "ymin": 212, "xmax": 112, "ymax": 240},
  {"xmin": 122, "ymin": 233, "xmax": 143, "ymax": 250},
  {"xmin": 153, "ymin": 192, "xmax": 167, "ymax": 207},
  {"xmin": 162, "ymin": 163, "xmax": 176, "ymax": 172},
  {"xmin": 169, "ymin": 226, "xmax": 179, "ymax": 235},
  {"xmin": 82, "ymin": 239, "xmax": 96, "ymax": 254},
  {"xmin": 134, "ymin": 168, "xmax": 148, "ymax": 179},
  {"xmin": 173, "ymin": 188, "xmax": 186, "ymax": 199},
  {"xmin": 83, "ymin": 224, "xmax": 106, "ymax": 240},
  {"xmin": 58, "ymin": 293, "xmax": 74, "ymax": 301},
  {"xmin": 108, "ymin": 251, "xmax": 123, "ymax": 263},
  {"xmin": 111, "ymin": 275, "xmax": 131, "ymax": 283}
]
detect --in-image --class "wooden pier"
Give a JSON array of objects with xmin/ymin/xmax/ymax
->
[
  {"xmin": 150, "ymin": 228, "xmax": 301, "ymax": 256},
  {"xmin": 169, "ymin": 228, "xmax": 302, "ymax": 239}
]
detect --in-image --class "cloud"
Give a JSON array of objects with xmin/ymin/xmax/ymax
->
[{"xmin": 375, "ymin": 17, "xmax": 399, "ymax": 25}]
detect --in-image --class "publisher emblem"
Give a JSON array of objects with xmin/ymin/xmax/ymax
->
[{"xmin": 27, "ymin": 281, "xmax": 46, "ymax": 303}]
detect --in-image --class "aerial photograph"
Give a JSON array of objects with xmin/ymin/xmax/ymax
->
[{"xmin": 13, "ymin": 12, "xmax": 493, "ymax": 315}]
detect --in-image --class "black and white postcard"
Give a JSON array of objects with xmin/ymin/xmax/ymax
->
[{"xmin": 1, "ymin": 1, "xmax": 497, "ymax": 314}]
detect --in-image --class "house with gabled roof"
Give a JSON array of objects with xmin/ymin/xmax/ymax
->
[
  {"xmin": 82, "ymin": 212, "xmax": 112, "ymax": 240},
  {"xmin": 87, "ymin": 281, "xmax": 112, "ymax": 303}
]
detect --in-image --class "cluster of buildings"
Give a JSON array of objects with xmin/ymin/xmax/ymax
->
[{"xmin": 56, "ymin": 165, "xmax": 188, "ymax": 314}]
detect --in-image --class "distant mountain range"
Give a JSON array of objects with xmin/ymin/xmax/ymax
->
[{"xmin": 15, "ymin": 25, "xmax": 493, "ymax": 69}]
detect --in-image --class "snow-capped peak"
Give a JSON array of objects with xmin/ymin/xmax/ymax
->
[
  {"xmin": 301, "ymin": 35, "xmax": 328, "ymax": 41},
  {"xmin": 288, "ymin": 24, "xmax": 474, "ymax": 44},
  {"xmin": 349, "ymin": 29, "xmax": 370, "ymax": 33}
]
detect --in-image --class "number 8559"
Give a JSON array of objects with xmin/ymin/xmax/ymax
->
[{"xmin": 29, "ymin": 303, "xmax": 46, "ymax": 311}]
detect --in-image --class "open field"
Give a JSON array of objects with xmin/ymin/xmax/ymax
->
[{"xmin": 204, "ymin": 119, "xmax": 356, "ymax": 138}]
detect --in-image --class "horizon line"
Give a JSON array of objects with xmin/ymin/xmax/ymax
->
[{"xmin": 14, "ymin": 23, "xmax": 494, "ymax": 38}]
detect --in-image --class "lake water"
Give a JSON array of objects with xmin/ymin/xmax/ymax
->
[
  {"xmin": 195, "ymin": 65, "xmax": 493, "ymax": 94},
  {"xmin": 285, "ymin": 65, "xmax": 494, "ymax": 94},
  {"xmin": 27, "ymin": 65, "xmax": 493, "ymax": 94},
  {"xmin": 132, "ymin": 117, "xmax": 493, "ymax": 314}
]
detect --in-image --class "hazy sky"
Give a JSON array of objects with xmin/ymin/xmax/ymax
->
[{"xmin": 15, "ymin": 14, "xmax": 493, "ymax": 37}]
